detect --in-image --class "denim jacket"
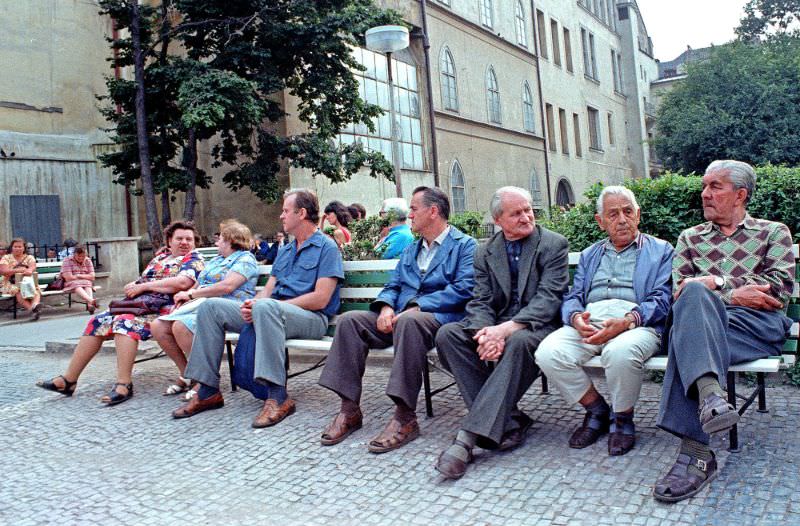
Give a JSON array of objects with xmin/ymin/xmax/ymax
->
[
  {"xmin": 561, "ymin": 233, "xmax": 674, "ymax": 335},
  {"xmin": 372, "ymin": 227, "xmax": 477, "ymax": 325}
]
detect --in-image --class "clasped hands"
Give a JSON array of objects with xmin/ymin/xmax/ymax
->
[
  {"xmin": 676, "ymin": 277, "xmax": 782, "ymax": 311},
  {"xmin": 572, "ymin": 311, "xmax": 629, "ymax": 345},
  {"xmin": 474, "ymin": 321, "xmax": 525, "ymax": 361}
]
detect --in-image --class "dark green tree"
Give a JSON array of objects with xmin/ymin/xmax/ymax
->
[
  {"xmin": 654, "ymin": 39, "xmax": 800, "ymax": 174},
  {"xmin": 98, "ymin": 0, "xmax": 399, "ymax": 246}
]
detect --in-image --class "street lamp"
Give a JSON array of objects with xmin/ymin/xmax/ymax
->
[{"xmin": 365, "ymin": 25, "xmax": 409, "ymax": 197}]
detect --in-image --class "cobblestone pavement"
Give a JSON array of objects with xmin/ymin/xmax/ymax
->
[{"xmin": 2, "ymin": 348, "xmax": 799, "ymax": 525}]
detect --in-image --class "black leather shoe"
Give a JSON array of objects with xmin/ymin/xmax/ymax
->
[
  {"xmin": 499, "ymin": 415, "xmax": 533, "ymax": 451},
  {"xmin": 569, "ymin": 411, "xmax": 609, "ymax": 449}
]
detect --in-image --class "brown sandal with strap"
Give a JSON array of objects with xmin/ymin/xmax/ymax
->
[
  {"xmin": 367, "ymin": 417, "xmax": 420, "ymax": 454},
  {"xmin": 653, "ymin": 451, "xmax": 717, "ymax": 502}
]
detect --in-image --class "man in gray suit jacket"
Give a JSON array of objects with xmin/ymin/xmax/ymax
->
[{"xmin": 434, "ymin": 186, "xmax": 570, "ymax": 480}]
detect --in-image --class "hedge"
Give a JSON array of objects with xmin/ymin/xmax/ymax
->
[{"xmin": 540, "ymin": 165, "xmax": 800, "ymax": 251}]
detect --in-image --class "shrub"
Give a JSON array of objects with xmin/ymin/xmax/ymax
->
[
  {"xmin": 450, "ymin": 211, "xmax": 485, "ymax": 239},
  {"xmin": 341, "ymin": 214, "xmax": 390, "ymax": 261},
  {"xmin": 541, "ymin": 166, "xmax": 800, "ymax": 251}
]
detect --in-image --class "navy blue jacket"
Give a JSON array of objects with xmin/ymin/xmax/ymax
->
[{"xmin": 372, "ymin": 226, "xmax": 477, "ymax": 325}]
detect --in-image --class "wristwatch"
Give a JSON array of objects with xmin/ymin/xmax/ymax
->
[
  {"xmin": 624, "ymin": 312, "xmax": 637, "ymax": 330},
  {"xmin": 188, "ymin": 290, "xmax": 194, "ymax": 300},
  {"xmin": 713, "ymin": 276, "xmax": 725, "ymax": 290}
]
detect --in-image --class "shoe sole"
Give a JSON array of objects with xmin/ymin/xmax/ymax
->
[
  {"xmin": 653, "ymin": 469, "xmax": 718, "ymax": 503},
  {"xmin": 172, "ymin": 400, "xmax": 224, "ymax": 419},
  {"xmin": 367, "ymin": 427, "xmax": 420, "ymax": 454},
  {"xmin": 320, "ymin": 421, "xmax": 363, "ymax": 446},
  {"xmin": 252, "ymin": 403, "xmax": 296, "ymax": 428},
  {"xmin": 701, "ymin": 410, "xmax": 740, "ymax": 435}
]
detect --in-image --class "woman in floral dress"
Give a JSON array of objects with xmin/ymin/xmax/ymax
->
[
  {"xmin": 61, "ymin": 246, "xmax": 98, "ymax": 313},
  {"xmin": 152, "ymin": 220, "xmax": 258, "ymax": 396},
  {"xmin": 35, "ymin": 221, "xmax": 204, "ymax": 406}
]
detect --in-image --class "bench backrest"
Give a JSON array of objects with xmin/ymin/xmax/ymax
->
[{"xmin": 240, "ymin": 244, "xmax": 800, "ymax": 362}]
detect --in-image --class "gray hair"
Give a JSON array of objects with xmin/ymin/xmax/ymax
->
[
  {"xmin": 380, "ymin": 197, "xmax": 408, "ymax": 221},
  {"xmin": 596, "ymin": 186, "xmax": 640, "ymax": 215},
  {"xmin": 705, "ymin": 160, "xmax": 757, "ymax": 204},
  {"xmin": 490, "ymin": 186, "xmax": 533, "ymax": 219}
]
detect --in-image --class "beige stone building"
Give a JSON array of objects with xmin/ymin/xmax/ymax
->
[{"xmin": 0, "ymin": 0, "xmax": 661, "ymax": 244}]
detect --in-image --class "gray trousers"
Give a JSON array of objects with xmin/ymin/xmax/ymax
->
[
  {"xmin": 657, "ymin": 282, "xmax": 791, "ymax": 444},
  {"xmin": 435, "ymin": 321, "xmax": 543, "ymax": 447},
  {"xmin": 318, "ymin": 310, "xmax": 441, "ymax": 410},
  {"xmin": 184, "ymin": 297, "xmax": 327, "ymax": 389}
]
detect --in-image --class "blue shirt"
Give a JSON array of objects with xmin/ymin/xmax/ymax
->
[
  {"xmin": 270, "ymin": 230, "xmax": 344, "ymax": 318},
  {"xmin": 379, "ymin": 224, "xmax": 414, "ymax": 259}
]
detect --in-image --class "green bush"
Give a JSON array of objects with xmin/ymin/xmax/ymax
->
[
  {"xmin": 341, "ymin": 214, "xmax": 390, "ymax": 261},
  {"xmin": 450, "ymin": 211, "xmax": 485, "ymax": 239},
  {"xmin": 541, "ymin": 166, "xmax": 800, "ymax": 251}
]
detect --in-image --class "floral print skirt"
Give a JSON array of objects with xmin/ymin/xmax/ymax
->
[{"xmin": 83, "ymin": 309, "xmax": 158, "ymax": 342}]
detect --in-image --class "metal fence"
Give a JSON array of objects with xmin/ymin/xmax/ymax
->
[{"xmin": 23, "ymin": 242, "xmax": 102, "ymax": 269}]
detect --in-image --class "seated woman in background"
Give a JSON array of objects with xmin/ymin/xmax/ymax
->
[
  {"xmin": 61, "ymin": 246, "xmax": 98, "ymax": 313},
  {"xmin": 0, "ymin": 238, "xmax": 42, "ymax": 320},
  {"xmin": 35, "ymin": 221, "xmax": 204, "ymax": 406},
  {"xmin": 151, "ymin": 220, "xmax": 259, "ymax": 396},
  {"xmin": 320, "ymin": 200, "xmax": 352, "ymax": 248}
]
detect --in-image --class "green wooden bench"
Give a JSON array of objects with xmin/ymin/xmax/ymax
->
[
  {"xmin": 1, "ymin": 261, "xmax": 106, "ymax": 318},
  {"xmin": 572, "ymin": 243, "xmax": 800, "ymax": 452}
]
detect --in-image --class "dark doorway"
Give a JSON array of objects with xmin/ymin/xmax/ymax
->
[
  {"xmin": 10, "ymin": 195, "xmax": 62, "ymax": 257},
  {"xmin": 555, "ymin": 179, "xmax": 574, "ymax": 208}
]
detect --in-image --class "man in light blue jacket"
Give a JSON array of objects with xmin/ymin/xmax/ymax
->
[
  {"xmin": 536, "ymin": 186, "xmax": 674, "ymax": 456},
  {"xmin": 375, "ymin": 198, "xmax": 414, "ymax": 259},
  {"xmin": 318, "ymin": 186, "xmax": 477, "ymax": 453}
]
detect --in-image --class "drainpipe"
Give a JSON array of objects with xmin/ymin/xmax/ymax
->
[
  {"xmin": 112, "ymin": 18, "xmax": 134, "ymax": 237},
  {"xmin": 418, "ymin": 0, "xmax": 440, "ymax": 187},
  {"xmin": 529, "ymin": 0, "xmax": 553, "ymax": 211}
]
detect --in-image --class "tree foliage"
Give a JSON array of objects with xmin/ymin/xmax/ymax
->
[
  {"xmin": 97, "ymin": 0, "xmax": 400, "ymax": 244},
  {"xmin": 654, "ymin": 39, "xmax": 800, "ymax": 174},
  {"xmin": 737, "ymin": 0, "xmax": 800, "ymax": 40}
]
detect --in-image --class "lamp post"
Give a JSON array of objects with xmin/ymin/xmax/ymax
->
[{"xmin": 365, "ymin": 25, "xmax": 409, "ymax": 198}]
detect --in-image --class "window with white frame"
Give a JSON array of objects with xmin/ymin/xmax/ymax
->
[
  {"xmin": 536, "ymin": 9, "xmax": 548, "ymax": 59},
  {"xmin": 486, "ymin": 67, "xmax": 501, "ymax": 124},
  {"xmin": 611, "ymin": 49, "xmax": 624, "ymax": 93},
  {"xmin": 450, "ymin": 161, "xmax": 466, "ymax": 213},
  {"xmin": 339, "ymin": 47, "xmax": 424, "ymax": 170},
  {"xmin": 440, "ymin": 47, "xmax": 459, "ymax": 111},
  {"xmin": 480, "ymin": 0, "xmax": 494, "ymax": 29},
  {"xmin": 550, "ymin": 19, "xmax": 561, "ymax": 66},
  {"xmin": 563, "ymin": 27, "xmax": 574, "ymax": 72},
  {"xmin": 515, "ymin": 1, "xmax": 528, "ymax": 47},
  {"xmin": 530, "ymin": 169, "xmax": 543, "ymax": 208},
  {"xmin": 522, "ymin": 82, "xmax": 536, "ymax": 133}
]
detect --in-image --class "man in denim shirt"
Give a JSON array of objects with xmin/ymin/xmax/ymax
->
[
  {"xmin": 536, "ymin": 186, "xmax": 674, "ymax": 456},
  {"xmin": 174, "ymin": 189, "xmax": 343, "ymax": 427}
]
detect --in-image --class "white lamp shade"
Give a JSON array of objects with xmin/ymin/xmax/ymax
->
[{"xmin": 365, "ymin": 25, "xmax": 409, "ymax": 54}]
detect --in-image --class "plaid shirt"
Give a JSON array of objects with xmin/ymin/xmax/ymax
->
[{"xmin": 672, "ymin": 214, "xmax": 795, "ymax": 305}]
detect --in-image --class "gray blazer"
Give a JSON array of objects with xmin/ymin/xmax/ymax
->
[{"xmin": 462, "ymin": 225, "xmax": 570, "ymax": 342}]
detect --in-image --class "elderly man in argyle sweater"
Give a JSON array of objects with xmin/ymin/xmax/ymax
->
[{"xmin": 653, "ymin": 160, "xmax": 795, "ymax": 503}]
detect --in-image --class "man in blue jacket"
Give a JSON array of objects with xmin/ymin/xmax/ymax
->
[
  {"xmin": 536, "ymin": 186, "xmax": 674, "ymax": 456},
  {"xmin": 318, "ymin": 186, "xmax": 477, "ymax": 453}
]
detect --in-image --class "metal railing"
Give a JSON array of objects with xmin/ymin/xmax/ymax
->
[{"xmin": 22, "ymin": 242, "xmax": 102, "ymax": 269}]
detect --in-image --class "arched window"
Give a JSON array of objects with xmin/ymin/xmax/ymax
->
[
  {"xmin": 515, "ymin": 1, "xmax": 528, "ymax": 47},
  {"xmin": 556, "ymin": 179, "xmax": 575, "ymax": 207},
  {"xmin": 486, "ymin": 67, "xmax": 501, "ymax": 124},
  {"xmin": 450, "ymin": 161, "xmax": 466, "ymax": 213},
  {"xmin": 440, "ymin": 48, "xmax": 459, "ymax": 111},
  {"xmin": 522, "ymin": 82, "xmax": 535, "ymax": 133}
]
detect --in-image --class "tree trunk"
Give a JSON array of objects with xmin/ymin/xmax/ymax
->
[
  {"xmin": 183, "ymin": 127, "xmax": 198, "ymax": 221},
  {"xmin": 161, "ymin": 190, "xmax": 172, "ymax": 226},
  {"xmin": 130, "ymin": 1, "xmax": 163, "ymax": 248}
]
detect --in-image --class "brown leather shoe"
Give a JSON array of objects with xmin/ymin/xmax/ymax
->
[
  {"xmin": 320, "ymin": 410, "xmax": 363, "ymax": 446},
  {"xmin": 172, "ymin": 391, "xmax": 224, "ymax": 419},
  {"xmin": 435, "ymin": 439, "xmax": 473, "ymax": 480},
  {"xmin": 367, "ymin": 417, "xmax": 420, "ymax": 454},
  {"xmin": 252, "ymin": 398, "xmax": 296, "ymax": 428},
  {"xmin": 568, "ymin": 411, "xmax": 610, "ymax": 449},
  {"xmin": 608, "ymin": 431, "xmax": 636, "ymax": 456}
]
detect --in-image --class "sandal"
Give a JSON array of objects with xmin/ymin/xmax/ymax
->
[
  {"xmin": 367, "ymin": 417, "xmax": 420, "ymax": 454},
  {"xmin": 653, "ymin": 451, "xmax": 717, "ymax": 503},
  {"xmin": 87, "ymin": 300, "xmax": 98, "ymax": 315},
  {"xmin": 699, "ymin": 393, "xmax": 739, "ymax": 434},
  {"xmin": 101, "ymin": 382, "xmax": 134, "ymax": 406},
  {"xmin": 163, "ymin": 377, "xmax": 191, "ymax": 396},
  {"xmin": 36, "ymin": 375, "xmax": 77, "ymax": 396},
  {"xmin": 32, "ymin": 303, "xmax": 41, "ymax": 321}
]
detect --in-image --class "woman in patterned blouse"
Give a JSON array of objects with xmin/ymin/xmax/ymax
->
[
  {"xmin": 35, "ymin": 221, "xmax": 205, "ymax": 406},
  {"xmin": 152, "ymin": 220, "xmax": 259, "ymax": 396},
  {"xmin": 0, "ymin": 238, "xmax": 42, "ymax": 319},
  {"xmin": 61, "ymin": 246, "xmax": 97, "ymax": 313}
]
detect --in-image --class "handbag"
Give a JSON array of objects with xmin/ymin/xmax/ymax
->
[
  {"xmin": 46, "ymin": 274, "xmax": 65, "ymax": 291},
  {"xmin": 108, "ymin": 292, "xmax": 172, "ymax": 316},
  {"xmin": 19, "ymin": 275, "xmax": 37, "ymax": 299}
]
